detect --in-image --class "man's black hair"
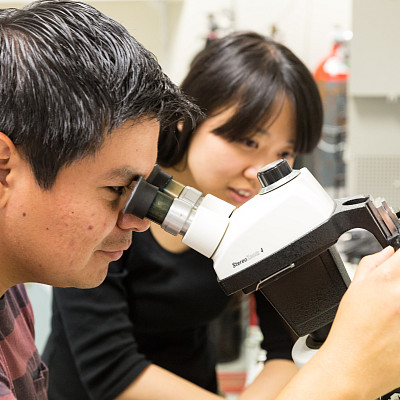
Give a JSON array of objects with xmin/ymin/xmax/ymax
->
[{"xmin": 0, "ymin": 0, "xmax": 199, "ymax": 188}]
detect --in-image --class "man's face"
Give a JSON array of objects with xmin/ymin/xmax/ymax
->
[{"xmin": 1, "ymin": 120, "xmax": 158, "ymax": 289}]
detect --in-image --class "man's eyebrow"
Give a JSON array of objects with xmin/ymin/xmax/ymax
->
[{"xmin": 102, "ymin": 167, "xmax": 141, "ymax": 185}]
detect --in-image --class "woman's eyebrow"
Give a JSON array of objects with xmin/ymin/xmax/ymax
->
[
  {"xmin": 254, "ymin": 128, "xmax": 296, "ymax": 145},
  {"xmin": 255, "ymin": 127, "xmax": 270, "ymax": 136}
]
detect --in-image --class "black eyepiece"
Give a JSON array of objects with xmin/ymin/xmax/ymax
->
[{"xmin": 123, "ymin": 177, "xmax": 159, "ymax": 218}]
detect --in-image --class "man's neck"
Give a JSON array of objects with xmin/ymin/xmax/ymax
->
[{"xmin": 0, "ymin": 259, "xmax": 16, "ymax": 297}]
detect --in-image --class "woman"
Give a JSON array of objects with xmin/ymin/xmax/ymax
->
[{"xmin": 43, "ymin": 31, "xmax": 322, "ymax": 400}]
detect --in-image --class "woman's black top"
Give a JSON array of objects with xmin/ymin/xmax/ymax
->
[{"xmin": 42, "ymin": 230, "xmax": 294, "ymax": 400}]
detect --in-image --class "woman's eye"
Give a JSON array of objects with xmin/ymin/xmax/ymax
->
[
  {"xmin": 278, "ymin": 151, "xmax": 295, "ymax": 159},
  {"xmin": 242, "ymin": 139, "xmax": 258, "ymax": 149}
]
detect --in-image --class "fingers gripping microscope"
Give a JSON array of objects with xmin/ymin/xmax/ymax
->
[{"xmin": 124, "ymin": 160, "xmax": 400, "ymax": 397}]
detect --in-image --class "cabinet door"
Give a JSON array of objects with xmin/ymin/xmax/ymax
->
[{"xmin": 349, "ymin": 0, "xmax": 400, "ymax": 99}]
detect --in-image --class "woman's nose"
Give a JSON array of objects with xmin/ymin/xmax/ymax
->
[
  {"xmin": 117, "ymin": 211, "xmax": 151, "ymax": 232},
  {"xmin": 243, "ymin": 160, "xmax": 269, "ymax": 180},
  {"xmin": 243, "ymin": 166, "xmax": 259, "ymax": 180},
  {"xmin": 244, "ymin": 158, "xmax": 282, "ymax": 180}
]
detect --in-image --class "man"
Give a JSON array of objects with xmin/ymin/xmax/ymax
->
[
  {"xmin": 0, "ymin": 1, "xmax": 197, "ymax": 398},
  {"xmin": 1, "ymin": 1, "xmax": 400, "ymax": 400}
]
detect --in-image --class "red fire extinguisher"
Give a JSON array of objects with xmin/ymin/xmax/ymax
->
[
  {"xmin": 314, "ymin": 36, "xmax": 349, "ymax": 126},
  {"xmin": 313, "ymin": 31, "xmax": 351, "ymax": 196}
]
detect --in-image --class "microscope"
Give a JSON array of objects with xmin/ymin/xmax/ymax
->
[{"xmin": 124, "ymin": 159, "xmax": 400, "ymax": 399}]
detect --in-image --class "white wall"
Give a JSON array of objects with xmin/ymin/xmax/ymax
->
[
  {"xmin": 167, "ymin": 0, "xmax": 352, "ymax": 84},
  {"xmin": 1, "ymin": 0, "xmax": 352, "ymax": 84}
]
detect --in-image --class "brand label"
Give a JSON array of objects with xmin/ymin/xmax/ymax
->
[{"xmin": 232, "ymin": 248, "xmax": 263, "ymax": 268}]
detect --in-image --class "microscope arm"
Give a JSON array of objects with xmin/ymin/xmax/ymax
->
[{"xmin": 218, "ymin": 195, "xmax": 400, "ymax": 337}]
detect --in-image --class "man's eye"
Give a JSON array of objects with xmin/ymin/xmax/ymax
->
[{"xmin": 108, "ymin": 186, "xmax": 126, "ymax": 195}]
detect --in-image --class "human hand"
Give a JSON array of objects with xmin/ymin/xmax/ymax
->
[{"xmin": 319, "ymin": 246, "xmax": 400, "ymax": 399}]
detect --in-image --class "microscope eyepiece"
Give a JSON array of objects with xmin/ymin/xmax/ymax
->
[
  {"xmin": 123, "ymin": 177, "xmax": 174, "ymax": 224},
  {"xmin": 123, "ymin": 166, "xmax": 234, "ymax": 255},
  {"xmin": 257, "ymin": 159, "xmax": 292, "ymax": 187},
  {"xmin": 147, "ymin": 164, "xmax": 185, "ymax": 198},
  {"xmin": 147, "ymin": 164, "xmax": 171, "ymax": 191}
]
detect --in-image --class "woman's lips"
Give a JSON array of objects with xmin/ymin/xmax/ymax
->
[{"xmin": 228, "ymin": 188, "xmax": 255, "ymax": 205}]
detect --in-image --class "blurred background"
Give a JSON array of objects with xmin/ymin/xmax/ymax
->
[{"xmin": 0, "ymin": 0, "xmax": 353, "ymax": 86}]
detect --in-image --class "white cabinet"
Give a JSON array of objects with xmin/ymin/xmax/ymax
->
[
  {"xmin": 349, "ymin": 0, "xmax": 400, "ymax": 99},
  {"xmin": 347, "ymin": 0, "xmax": 400, "ymax": 207}
]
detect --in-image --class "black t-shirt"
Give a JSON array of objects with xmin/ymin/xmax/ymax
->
[{"xmin": 42, "ymin": 230, "xmax": 294, "ymax": 400}]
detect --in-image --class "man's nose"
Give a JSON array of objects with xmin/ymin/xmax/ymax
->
[{"xmin": 117, "ymin": 211, "xmax": 151, "ymax": 232}]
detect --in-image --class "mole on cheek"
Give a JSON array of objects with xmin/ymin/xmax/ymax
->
[{"xmin": 22, "ymin": 212, "xmax": 26, "ymax": 217}]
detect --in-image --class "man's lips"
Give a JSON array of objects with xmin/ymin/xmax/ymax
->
[
  {"xmin": 98, "ymin": 249, "xmax": 124, "ymax": 261},
  {"xmin": 98, "ymin": 243, "xmax": 132, "ymax": 261}
]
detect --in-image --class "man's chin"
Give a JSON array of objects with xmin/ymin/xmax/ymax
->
[
  {"xmin": 57, "ymin": 264, "xmax": 109, "ymax": 289},
  {"xmin": 82, "ymin": 270, "xmax": 109, "ymax": 289}
]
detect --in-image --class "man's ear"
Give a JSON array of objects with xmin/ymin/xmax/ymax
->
[{"xmin": 0, "ymin": 132, "xmax": 17, "ymax": 208}]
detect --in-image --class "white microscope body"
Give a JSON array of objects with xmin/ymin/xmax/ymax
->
[
  {"xmin": 181, "ymin": 164, "xmax": 335, "ymax": 281},
  {"xmin": 124, "ymin": 159, "xmax": 400, "ymax": 383}
]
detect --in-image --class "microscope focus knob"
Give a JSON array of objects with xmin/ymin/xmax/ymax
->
[{"xmin": 257, "ymin": 159, "xmax": 292, "ymax": 188}]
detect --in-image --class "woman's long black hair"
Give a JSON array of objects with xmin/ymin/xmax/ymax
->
[{"xmin": 158, "ymin": 31, "xmax": 323, "ymax": 167}]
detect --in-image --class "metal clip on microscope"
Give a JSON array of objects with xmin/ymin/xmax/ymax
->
[{"xmin": 124, "ymin": 160, "xmax": 400, "ymax": 395}]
